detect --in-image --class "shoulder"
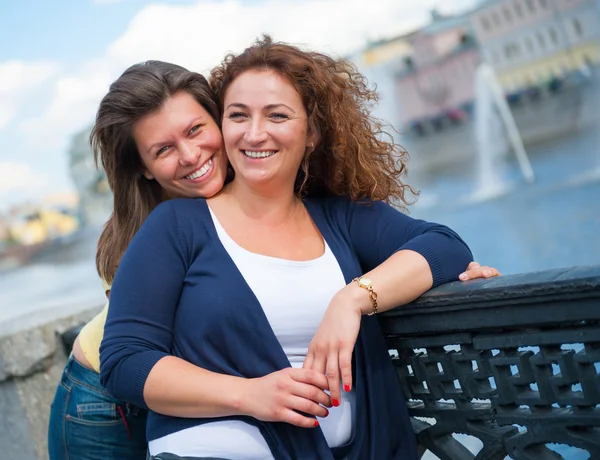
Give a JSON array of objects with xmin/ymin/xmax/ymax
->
[
  {"xmin": 306, "ymin": 195, "xmax": 395, "ymax": 219},
  {"xmin": 132, "ymin": 198, "xmax": 213, "ymax": 257},
  {"xmin": 147, "ymin": 198, "xmax": 211, "ymax": 232},
  {"xmin": 153, "ymin": 197, "xmax": 208, "ymax": 217}
]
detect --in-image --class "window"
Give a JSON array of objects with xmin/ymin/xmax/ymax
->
[
  {"xmin": 503, "ymin": 7, "xmax": 513, "ymax": 23},
  {"xmin": 526, "ymin": 0, "xmax": 535, "ymax": 13},
  {"xmin": 539, "ymin": 0, "xmax": 549, "ymax": 9},
  {"xmin": 480, "ymin": 16, "xmax": 491, "ymax": 31},
  {"xmin": 537, "ymin": 32, "xmax": 546, "ymax": 49},
  {"xmin": 514, "ymin": 2, "xmax": 523, "ymax": 18},
  {"xmin": 572, "ymin": 18, "xmax": 584, "ymax": 38},
  {"xmin": 493, "ymin": 12, "xmax": 501, "ymax": 27}
]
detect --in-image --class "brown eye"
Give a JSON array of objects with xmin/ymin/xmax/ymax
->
[
  {"xmin": 228, "ymin": 112, "xmax": 247, "ymax": 120},
  {"xmin": 188, "ymin": 124, "xmax": 203, "ymax": 135}
]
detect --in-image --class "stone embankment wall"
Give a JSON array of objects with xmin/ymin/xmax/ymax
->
[{"xmin": 0, "ymin": 304, "xmax": 102, "ymax": 460}]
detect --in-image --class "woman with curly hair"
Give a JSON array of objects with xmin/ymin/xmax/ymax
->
[{"xmin": 100, "ymin": 37, "xmax": 481, "ymax": 460}]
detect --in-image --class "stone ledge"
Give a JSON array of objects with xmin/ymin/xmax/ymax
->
[
  {"xmin": 0, "ymin": 303, "xmax": 103, "ymax": 382},
  {"xmin": 0, "ymin": 303, "xmax": 104, "ymax": 459}
]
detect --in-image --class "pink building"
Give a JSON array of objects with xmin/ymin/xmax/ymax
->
[{"xmin": 395, "ymin": 11, "xmax": 481, "ymax": 128}]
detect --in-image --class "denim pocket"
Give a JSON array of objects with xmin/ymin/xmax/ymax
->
[{"xmin": 75, "ymin": 402, "xmax": 120, "ymax": 423}]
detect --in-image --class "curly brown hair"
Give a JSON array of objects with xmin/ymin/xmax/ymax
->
[{"xmin": 210, "ymin": 35, "xmax": 415, "ymax": 206}]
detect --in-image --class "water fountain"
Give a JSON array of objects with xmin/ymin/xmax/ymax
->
[{"xmin": 471, "ymin": 62, "xmax": 535, "ymax": 202}]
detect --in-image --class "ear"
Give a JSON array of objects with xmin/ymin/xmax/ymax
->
[
  {"xmin": 307, "ymin": 131, "xmax": 320, "ymax": 152},
  {"xmin": 142, "ymin": 169, "xmax": 154, "ymax": 180}
]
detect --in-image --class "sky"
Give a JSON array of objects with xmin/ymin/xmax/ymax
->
[{"xmin": 0, "ymin": 0, "xmax": 480, "ymax": 212}]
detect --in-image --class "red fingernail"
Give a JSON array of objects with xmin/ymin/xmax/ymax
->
[
  {"xmin": 313, "ymin": 420, "xmax": 319, "ymax": 427},
  {"xmin": 332, "ymin": 399, "xmax": 340, "ymax": 407},
  {"xmin": 344, "ymin": 384, "xmax": 350, "ymax": 392},
  {"xmin": 324, "ymin": 409, "xmax": 329, "ymax": 417}
]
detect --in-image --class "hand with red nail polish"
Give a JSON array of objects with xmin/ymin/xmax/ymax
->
[
  {"xmin": 239, "ymin": 367, "xmax": 332, "ymax": 429},
  {"xmin": 303, "ymin": 288, "xmax": 363, "ymax": 410}
]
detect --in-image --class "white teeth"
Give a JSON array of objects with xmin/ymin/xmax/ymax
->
[
  {"xmin": 244, "ymin": 150, "xmax": 276, "ymax": 159},
  {"xmin": 185, "ymin": 159, "xmax": 212, "ymax": 180}
]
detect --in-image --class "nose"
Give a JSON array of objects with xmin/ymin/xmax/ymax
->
[
  {"xmin": 178, "ymin": 141, "xmax": 199, "ymax": 166},
  {"xmin": 244, "ymin": 118, "xmax": 268, "ymax": 145}
]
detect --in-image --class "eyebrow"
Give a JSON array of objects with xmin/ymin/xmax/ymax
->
[
  {"xmin": 225, "ymin": 102, "xmax": 294, "ymax": 112},
  {"xmin": 145, "ymin": 117, "xmax": 205, "ymax": 155}
]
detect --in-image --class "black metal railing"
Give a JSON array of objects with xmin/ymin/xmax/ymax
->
[{"xmin": 379, "ymin": 265, "xmax": 600, "ymax": 460}]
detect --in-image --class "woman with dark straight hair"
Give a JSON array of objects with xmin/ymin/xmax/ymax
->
[{"xmin": 48, "ymin": 60, "xmax": 230, "ymax": 460}]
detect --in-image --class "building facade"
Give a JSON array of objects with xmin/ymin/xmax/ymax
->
[
  {"xmin": 472, "ymin": 0, "xmax": 600, "ymax": 90},
  {"xmin": 68, "ymin": 127, "xmax": 111, "ymax": 226},
  {"xmin": 394, "ymin": 11, "xmax": 481, "ymax": 129}
]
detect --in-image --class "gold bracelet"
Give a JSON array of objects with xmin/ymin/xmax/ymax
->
[{"xmin": 353, "ymin": 277, "xmax": 378, "ymax": 315}]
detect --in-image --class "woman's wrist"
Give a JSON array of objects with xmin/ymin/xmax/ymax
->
[
  {"xmin": 225, "ymin": 376, "xmax": 252, "ymax": 417},
  {"xmin": 336, "ymin": 282, "xmax": 373, "ymax": 316}
]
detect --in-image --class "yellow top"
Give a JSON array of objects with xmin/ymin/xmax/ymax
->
[{"xmin": 78, "ymin": 279, "xmax": 111, "ymax": 373}]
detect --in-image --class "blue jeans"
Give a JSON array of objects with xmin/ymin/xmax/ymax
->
[{"xmin": 48, "ymin": 355, "xmax": 148, "ymax": 460}]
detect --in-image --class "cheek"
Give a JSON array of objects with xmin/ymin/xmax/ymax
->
[
  {"xmin": 203, "ymin": 126, "xmax": 225, "ymax": 150},
  {"xmin": 221, "ymin": 121, "xmax": 244, "ymax": 146},
  {"xmin": 274, "ymin": 124, "xmax": 307, "ymax": 146},
  {"xmin": 149, "ymin": 159, "xmax": 177, "ymax": 182}
]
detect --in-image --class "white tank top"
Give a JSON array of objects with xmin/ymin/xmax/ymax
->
[{"xmin": 148, "ymin": 207, "xmax": 355, "ymax": 459}]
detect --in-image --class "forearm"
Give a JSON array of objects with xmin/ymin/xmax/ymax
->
[
  {"xmin": 342, "ymin": 249, "xmax": 433, "ymax": 315},
  {"xmin": 142, "ymin": 356, "xmax": 249, "ymax": 418}
]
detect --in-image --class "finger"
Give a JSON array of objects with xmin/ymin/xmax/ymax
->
[
  {"xmin": 291, "ymin": 380, "xmax": 332, "ymax": 407},
  {"xmin": 460, "ymin": 261, "xmax": 481, "ymax": 280},
  {"xmin": 459, "ymin": 271, "xmax": 470, "ymax": 281},
  {"xmin": 481, "ymin": 266, "xmax": 501, "ymax": 277},
  {"xmin": 325, "ymin": 352, "xmax": 341, "ymax": 407},
  {"xmin": 339, "ymin": 347, "xmax": 353, "ymax": 393},
  {"xmin": 291, "ymin": 368, "xmax": 330, "ymax": 392},
  {"xmin": 310, "ymin": 352, "xmax": 327, "ymax": 377},
  {"xmin": 467, "ymin": 261, "xmax": 481, "ymax": 270},
  {"xmin": 282, "ymin": 408, "xmax": 322, "ymax": 429},
  {"xmin": 460, "ymin": 266, "xmax": 493, "ymax": 281},
  {"xmin": 288, "ymin": 395, "xmax": 330, "ymax": 419},
  {"xmin": 302, "ymin": 351, "xmax": 315, "ymax": 371}
]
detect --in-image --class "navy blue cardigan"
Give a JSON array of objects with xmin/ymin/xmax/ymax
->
[{"xmin": 100, "ymin": 196, "xmax": 472, "ymax": 460}]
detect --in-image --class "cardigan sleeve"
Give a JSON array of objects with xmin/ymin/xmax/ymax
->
[
  {"xmin": 99, "ymin": 201, "xmax": 189, "ymax": 409},
  {"xmin": 343, "ymin": 199, "xmax": 473, "ymax": 287}
]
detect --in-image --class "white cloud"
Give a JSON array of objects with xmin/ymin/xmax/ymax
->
[
  {"xmin": 0, "ymin": 162, "xmax": 49, "ymax": 193},
  {"xmin": 0, "ymin": 60, "xmax": 60, "ymax": 130},
  {"xmin": 106, "ymin": 0, "xmax": 437, "ymax": 72},
  {"xmin": 17, "ymin": 58, "xmax": 114, "ymax": 153}
]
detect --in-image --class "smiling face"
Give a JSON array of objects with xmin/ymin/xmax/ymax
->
[
  {"xmin": 132, "ymin": 91, "xmax": 228, "ymax": 199},
  {"xmin": 221, "ymin": 69, "xmax": 314, "ymax": 194}
]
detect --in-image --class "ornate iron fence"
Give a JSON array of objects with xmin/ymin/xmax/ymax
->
[{"xmin": 379, "ymin": 265, "xmax": 600, "ymax": 459}]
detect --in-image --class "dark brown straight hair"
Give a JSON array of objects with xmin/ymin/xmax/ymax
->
[{"xmin": 91, "ymin": 60, "xmax": 219, "ymax": 284}]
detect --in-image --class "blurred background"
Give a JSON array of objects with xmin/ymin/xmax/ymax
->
[{"xmin": 0, "ymin": 0, "xmax": 599, "ymax": 330}]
